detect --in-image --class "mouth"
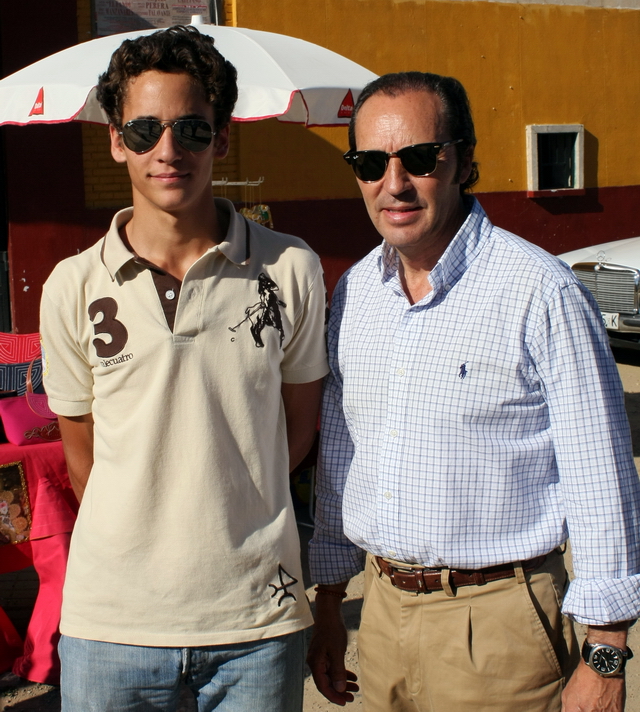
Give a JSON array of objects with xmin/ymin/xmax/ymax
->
[
  {"xmin": 382, "ymin": 205, "xmax": 421, "ymax": 221},
  {"xmin": 151, "ymin": 172, "xmax": 189, "ymax": 183},
  {"xmin": 384, "ymin": 206, "xmax": 420, "ymax": 212}
]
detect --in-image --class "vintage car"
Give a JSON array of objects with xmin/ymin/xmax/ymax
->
[{"xmin": 558, "ymin": 236, "xmax": 640, "ymax": 349}]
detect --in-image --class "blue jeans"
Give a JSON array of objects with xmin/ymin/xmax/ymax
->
[{"xmin": 59, "ymin": 630, "xmax": 305, "ymax": 712}]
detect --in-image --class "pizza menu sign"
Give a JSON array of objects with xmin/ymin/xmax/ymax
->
[{"xmin": 96, "ymin": 1, "xmax": 212, "ymax": 36}]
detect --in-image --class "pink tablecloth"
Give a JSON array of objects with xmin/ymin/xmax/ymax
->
[
  {"xmin": 0, "ymin": 440, "xmax": 77, "ymax": 684},
  {"xmin": 0, "ymin": 440, "xmax": 76, "ymax": 545}
]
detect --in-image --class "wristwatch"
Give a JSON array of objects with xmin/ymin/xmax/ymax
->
[{"xmin": 581, "ymin": 639, "xmax": 633, "ymax": 676}]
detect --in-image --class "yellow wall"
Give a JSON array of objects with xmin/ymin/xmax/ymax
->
[{"xmin": 235, "ymin": 0, "xmax": 640, "ymax": 199}]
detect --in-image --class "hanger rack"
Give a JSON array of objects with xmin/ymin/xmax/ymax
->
[{"xmin": 211, "ymin": 177, "xmax": 265, "ymax": 187}]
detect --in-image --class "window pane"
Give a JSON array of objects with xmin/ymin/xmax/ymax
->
[{"xmin": 538, "ymin": 132, "xmax": 576, "ymax": 190}]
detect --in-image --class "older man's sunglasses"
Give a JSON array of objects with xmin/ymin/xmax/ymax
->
[
  {"xmin": 119, "ymin": 119, "xmax": 214, "ymax": 154},
  {"xmin": 343, "ymin": 139, "xmax": 464, "ymax": 182}
]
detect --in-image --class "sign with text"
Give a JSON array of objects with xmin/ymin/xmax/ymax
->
[{"xmin": 96, "ymin": 1, "xmax": 211, "ymax": 36}]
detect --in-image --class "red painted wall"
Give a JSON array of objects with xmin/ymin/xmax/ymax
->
[{"xmin": 478, "ymin": 186, "xmax": 640, "ymax": 257}]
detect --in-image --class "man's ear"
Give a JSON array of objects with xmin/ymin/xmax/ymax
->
[
  {"xmin": 109, "ymin": 124, "xmax": 127, "ymax": 164},
  {"xmin": 213, "ymin": 124, "xmax": 230, "ymax": 160},
  {"xmin": 457, "ymin": 144, "xmax": 475, "ymax": 187}
]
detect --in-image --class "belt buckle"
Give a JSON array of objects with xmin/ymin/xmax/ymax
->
[
  {"xmin": 393, "ymin": 564, "xmax": 423, "ymax": 574},
  {"xmin": 388, "ymin": 563, "xmax": 427, "ymax": 593}
]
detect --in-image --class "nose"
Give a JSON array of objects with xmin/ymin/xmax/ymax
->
[
  {"xmin": 383, "ymin": 154, "xmax": 412, "ymax": 195},
  {"xmin": 155, "ymin": 123, "xmax": 182, "ymax": 161}
]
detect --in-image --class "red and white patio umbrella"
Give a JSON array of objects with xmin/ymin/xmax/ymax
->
[{"xmin": 0, "ymin": 23, "xmax": 377, "ymax": 128}]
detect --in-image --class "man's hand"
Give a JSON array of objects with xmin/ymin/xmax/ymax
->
[
  {"xmin": 562, "ymin": 661, "xmax": 625, "ymax": 711},
  {"xmin": 562, "ymin": 623, "xmax": 631, "ymax": 712},
  {"xmin": 307, "ymin": 586, "xmax": 359, "ymax": 705}
]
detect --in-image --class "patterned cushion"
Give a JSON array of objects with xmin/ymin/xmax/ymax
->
[
  {"xmin": 0, "ymin": 333, "xmax": 41, "ymax": 365},
  {"xmin": 0, "ymin": 360, "xmax": 43, "ymax": 396}
]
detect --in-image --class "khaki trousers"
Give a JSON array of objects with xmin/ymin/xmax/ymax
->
[{"xmin": 358, "ymin": 550, "xmax": 579, "ymax": 712}]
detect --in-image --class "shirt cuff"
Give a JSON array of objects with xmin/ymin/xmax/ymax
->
[
  {"xmin": 562, "ymin": 575, "xmax": 640, "ymax": 625},
  {"xmin": 281, "ymin": 360, "xmax": 329, "ymax": 385},
  {"xmin": 47, "ymin": 397, "xmax": 93, "ymax": 418}
]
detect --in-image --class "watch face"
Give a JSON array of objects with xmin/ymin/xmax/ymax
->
[{"xmin": 591, "ymin": 646, "xmax": 622, "ymax": 675}]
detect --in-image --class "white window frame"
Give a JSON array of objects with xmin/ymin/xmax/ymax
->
[{"xmin": 526, "ymin": 124, "xmax": 585, "ymax": 196}]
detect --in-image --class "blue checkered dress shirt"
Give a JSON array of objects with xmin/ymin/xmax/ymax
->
[{"xmin": 309, "ymin": 197, "xmax": 640, "ymax": 624}]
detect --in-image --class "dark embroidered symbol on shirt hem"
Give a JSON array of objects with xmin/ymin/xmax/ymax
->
[
  {"xmin": 269, "ymin": 564, "xmax": 298, "ymax": 606},
  {"xmin": 229, "ymin": 272, "xmax": 286, "ymax": 347},
  {"xmin": 459, "ymin": 362, "xmax": 468, "ymax": 380}
]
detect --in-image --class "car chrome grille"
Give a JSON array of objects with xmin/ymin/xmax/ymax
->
[{"xmin": 573, "ymin": 263, "xmax": 639, "ymax": 314}]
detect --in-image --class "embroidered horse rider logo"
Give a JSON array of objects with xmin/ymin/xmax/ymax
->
[
  {"xmin": 459, "ymin": 362, "xmax": 468, "ymax": 380},
  {"xmin": 229, "ymin": 273, "xmax": 286, "ymax": 347},
  {"xmin": 269, "ymin": 565, "xmax": 298, "ymax": 606}
]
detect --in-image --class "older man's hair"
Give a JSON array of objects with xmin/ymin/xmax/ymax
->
[
  {"xmin": 97, "ymin": 25, "xmax": 238, "ymax": 133},
  {"xmin": 348, "ymin": 71, "xmax": 479, "ymax": 193}
]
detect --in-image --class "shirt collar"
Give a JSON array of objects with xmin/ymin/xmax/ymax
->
[
  {"xmin": 379, "ymin": 196, "xmax": 491, "ymax": 296},
  {"xmin": 101, "ymin": 198, "xmax": 251, "ymax": 281}
]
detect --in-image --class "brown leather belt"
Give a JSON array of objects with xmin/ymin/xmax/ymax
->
[{"xmin": 375, "ymin": 554, "xmax": 547, "ymax": 594}]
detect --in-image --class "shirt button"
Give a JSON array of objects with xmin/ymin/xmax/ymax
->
[
  {"xmin": 165, "ymin": 289, "xmax": 176, "ymax": 300},
  {"xmin": 388, "ymin": 551, "xmax": 397, "ymax": 558},
  {"xmin": 444, "ymin": 283, "xmax": 452, "ymax": 291},
  {"xmin": 390, "ymin": 429, "xmax": 398, "ymax": 438},
  {"xmin": 384, "ymin": 491, "xmax": 392, "ymax": 500},
  {"xmin": 396, "ymin": 368, "xmax": 405, "ymax": 376}
]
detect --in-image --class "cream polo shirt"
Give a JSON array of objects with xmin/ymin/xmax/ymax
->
[{"xmin": 40, "ymin": 199, "xmax": 328, "ymax": 646}]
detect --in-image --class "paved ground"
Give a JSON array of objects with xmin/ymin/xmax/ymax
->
[{"xmin": 2, "ymin": 346, "xmax": 640, "ymax": 711}]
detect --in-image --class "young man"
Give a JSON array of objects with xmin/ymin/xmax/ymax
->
[
  {"xmin": 308, "ymin": 72, "xmax": 640, "ymax": 712},
  {"xmin": 40, "ymin": 26, "xmax": 328, "ymax": 711}
]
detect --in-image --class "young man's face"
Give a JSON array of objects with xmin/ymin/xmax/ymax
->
[{"xmin": 109, "ymin": 70, "xmax": 229, "ymax": 216}]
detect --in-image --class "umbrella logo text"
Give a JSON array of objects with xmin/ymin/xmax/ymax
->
[
  {"xmin": 338, "ymin": 89, "xmax": 355, "ymax": 118},
  {"xmin": 29, "ymin": 88, "xmax": 44, "ymax": 116}
]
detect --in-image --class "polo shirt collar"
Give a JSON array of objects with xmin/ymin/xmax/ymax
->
[
  {"xmin": 101, "ymin": 199, "xmax": 251, "ymax": 281},
  {"xmin": 212, "ymin": 198, "xmax": 251, "ymax": 266},
  {"xmin": 101, "ymin": 207, "xmax": 135, "ymax": 281},
  {"xmin": 379, "ymin": 196, "xmax": 490, "ymax": 297}
]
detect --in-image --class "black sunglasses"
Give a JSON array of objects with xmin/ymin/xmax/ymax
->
[
  {"xmin": 343, "ymin": 139, "xmax": 464, "ymax": 182},
  {"xmin": 119, "ymin": 119, "xmax": 214, "ymax": 154}
]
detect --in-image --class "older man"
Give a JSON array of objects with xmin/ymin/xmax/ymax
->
[{"xmin": 307, "ymin": 71, "xmax": 640, "ymax": 712}]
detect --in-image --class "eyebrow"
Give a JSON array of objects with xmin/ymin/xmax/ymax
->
[{"xmin": 130, "ymin": 113, "xmax": 210, "ymax": 121}]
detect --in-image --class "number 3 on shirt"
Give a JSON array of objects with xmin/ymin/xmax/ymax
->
[{"xmin": 88, "ymin": 297, "xmax": 129, "ymax": 358}]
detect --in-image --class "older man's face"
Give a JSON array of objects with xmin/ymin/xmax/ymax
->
[{"xmin": 354, "ymin": 89, "xmax": 471, "ymax": 263}]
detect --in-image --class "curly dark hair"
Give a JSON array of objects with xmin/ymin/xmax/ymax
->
[
  {"xmin": 97, "ymin": 25, "xmax": 238, "ymax": 133},
  {"xmin": 348, "ymin": 71, "xmax": 479, "ymax": 194}
]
